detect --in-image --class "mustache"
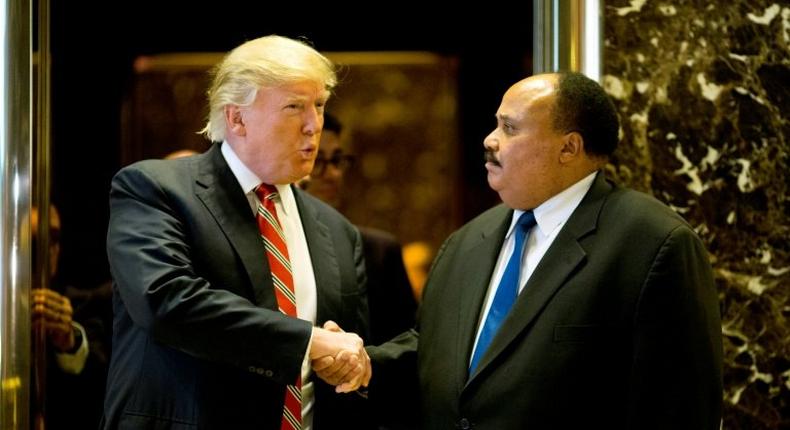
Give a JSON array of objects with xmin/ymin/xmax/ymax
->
[{"xmin": 484, "ymin": 150, "xmax": 501, "ymax": 166}]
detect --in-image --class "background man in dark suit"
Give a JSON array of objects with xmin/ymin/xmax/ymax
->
[
  {"xmin": 300, "ymin": 113, "xmax": 417, "ymax": 346},
  {"xmin": 103, "ymin": 35, "xmax": 371, "ymax": 429},
  {"xmin": 360, "ymin": 72, "xmax": 723, "ymax": 429},
  {"xmin": 301, "ymin": 113, "xmax": 418, "ymax": 429}
]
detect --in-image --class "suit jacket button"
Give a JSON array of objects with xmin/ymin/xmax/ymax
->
[
  {"xmin": 264, "ymin": 369, "xmax": 274, "ymax": 377},
  {"xmin": 458, "ymin": 418, "xmax": 471, "ymax": 429}
]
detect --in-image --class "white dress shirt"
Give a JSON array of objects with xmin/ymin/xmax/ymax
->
[
  {"xmin": 222, "ymin": 142, "xmax": 318, "ymax": 429},
  {"xmin": 54, "ymin": 321, "xmax": 89, "ymax": 374},
  {"xmin": 470, "ymin": 172, "xmax": 598, "ymax": 363}
]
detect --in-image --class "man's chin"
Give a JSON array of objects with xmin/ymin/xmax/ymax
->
[
  {"xmin": 295, "ymin": 164, "xmax": 314, "ymax": 180},
  {"xmin": 486, "ymin": 175, "xmax": 501, "ymax": 191}
]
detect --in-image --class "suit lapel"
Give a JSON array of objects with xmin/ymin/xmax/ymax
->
[
  {"xmin": 455, "ymin": 206, "xmax": 512, "ymax": 387},
  {"xmin": 293, "ymin": 189, "xmax": 340, "ymax": 324},
  {"xmin": 466, "ymin": 172, "xmax": 612, "ymax": 386},
  {"xmin": 194, "ymin": 144, "xmax": 277, "ymax": 309}
]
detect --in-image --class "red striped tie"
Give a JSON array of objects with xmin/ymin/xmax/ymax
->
[{"xmin": 255, "ymin": 184, "xmax": 302, "ymax": 430}]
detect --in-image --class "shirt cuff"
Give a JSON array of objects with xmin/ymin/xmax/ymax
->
[
  {"xmin": 303, "ymin": 328, "xmax": 314, "ymax": 371},
  {"xmin": 54, "ymin": 321, "xmax": 89, "ymax": 374}
]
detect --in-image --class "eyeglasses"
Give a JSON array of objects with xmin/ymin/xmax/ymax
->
[{"xmin": 313, "ymin": 152, "xmax": 355, "ymax": 176}]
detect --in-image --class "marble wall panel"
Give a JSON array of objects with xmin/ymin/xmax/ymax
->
[{"xmin": 604, "ymin": 1, "xmax": 789, "ymax": 428}]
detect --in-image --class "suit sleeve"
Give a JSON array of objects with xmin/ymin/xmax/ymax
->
[
  {"xmin": 107, "ymin": 166, "xmax": 311, "ymax": 385},
  {"xmin": 627, "ymin": 224, "xmax": 723, "ymax": 429},
  {"xmin": 351, "ymin": 226, "xmax": 370, "ymax": 340},
  {"xmin": 378, "ymin": 239, "xmax": 418, "ymax": 340},
  {"xmin": 365, "ymin": 234, "xmax": 455, "ymax": 426}
]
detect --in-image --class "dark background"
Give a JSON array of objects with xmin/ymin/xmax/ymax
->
[{"xmin": 48, "ymin": 3, "xmax": 533, "ymax": 289}]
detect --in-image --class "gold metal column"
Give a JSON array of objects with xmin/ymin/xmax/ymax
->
[
  {"xmin": 32, "ymin": 0, "xmax": 52, "ymax": 426},
  {"xmin": 533, "ymin": 0, "xmax": 602, "ymax": 82},
  {"xmin": 0, "ymin": 0, "xmax": 32, "ymax": 427}
]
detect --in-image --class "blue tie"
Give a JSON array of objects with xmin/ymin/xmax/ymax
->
[{"xmin": 469, "ymin": 211, "xmax": 537, "ymax": 374}]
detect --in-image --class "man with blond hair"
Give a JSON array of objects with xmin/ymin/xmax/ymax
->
[{"xmin": 103, "ymin": 35, "xmax": 370, "ymax": 429}]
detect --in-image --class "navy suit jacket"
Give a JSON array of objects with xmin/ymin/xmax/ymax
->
[
  {"xmin": 102, "ymin": 143, "xmax": 369, "ymax": 429},
  {"xmin": 370, "ymin": 172, "xmax": 723, "ymax": 430}
]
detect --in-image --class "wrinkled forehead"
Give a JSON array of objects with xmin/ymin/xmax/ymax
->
[
  {"xmin": 266, "ymin": 80, "xmax": 330, "ymax": 98},
  {"xmin": 508, "ymin": 75, "xmax": 556, "ymax": 103},
  {"xmin": 499, "ymin": 78, "xmax": 557, "ymax": 121}
]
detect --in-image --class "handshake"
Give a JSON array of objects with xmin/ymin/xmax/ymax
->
[{"xmin": 309, "ymin": 321, "xmax": 372, "ymax": 394}]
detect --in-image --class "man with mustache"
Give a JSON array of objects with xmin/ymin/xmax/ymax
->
[
  {"xmin": 346, "ymin": 72, "xmax": 723, "ymax": 429},
  {"xmin": 103, "ymin": 35, "xmax": 371, "ymax": 429}
]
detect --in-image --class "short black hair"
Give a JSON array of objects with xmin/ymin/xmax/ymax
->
[
  {"xmin": 552, "ymin": 72, "xmax": 619, "ymax": 157},
  {"xmin": 323, "ymin": 112, "xmax": 343, "ymax": 134}
]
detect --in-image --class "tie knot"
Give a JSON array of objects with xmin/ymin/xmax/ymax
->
[
  {"xmin": 254, "ymin": 183, "xmax": 278, "ymax": 202},
  {"xmin": 516, "ymin": 210, "xmax": 537, "ymax": 232}
]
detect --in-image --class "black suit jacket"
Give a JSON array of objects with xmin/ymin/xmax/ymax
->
[
  {"xmin": 358, "ymin": 226, "xmax": 416, "ymax": 346},
  {"xmin": 102, "ymin": 144, "xmax": 368, "ymax": 429},
  {"xmin": 370, "ymin": 172, "xmax": 723, "ymax": 430},
  {"xmin": 356, "ymin": 227, "xmax": 417, "ymax": 430}
]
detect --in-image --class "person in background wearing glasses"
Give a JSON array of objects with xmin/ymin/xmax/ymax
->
[
  {"xmin": 298, "ymin": 113, "xmax": 355, "ymax": 209},
  {"xmin": 300, "ymin": 113, "xmax": 418, "ymax": 430}
]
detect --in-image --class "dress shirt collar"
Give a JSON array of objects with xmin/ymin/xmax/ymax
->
[
  {"xmin": 506, "ymin": 171, "xmax": 598, "ymax": 239},
  {"xmin": 220, "ymin": 142, "xmax": 295, "ymax": 216}
]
